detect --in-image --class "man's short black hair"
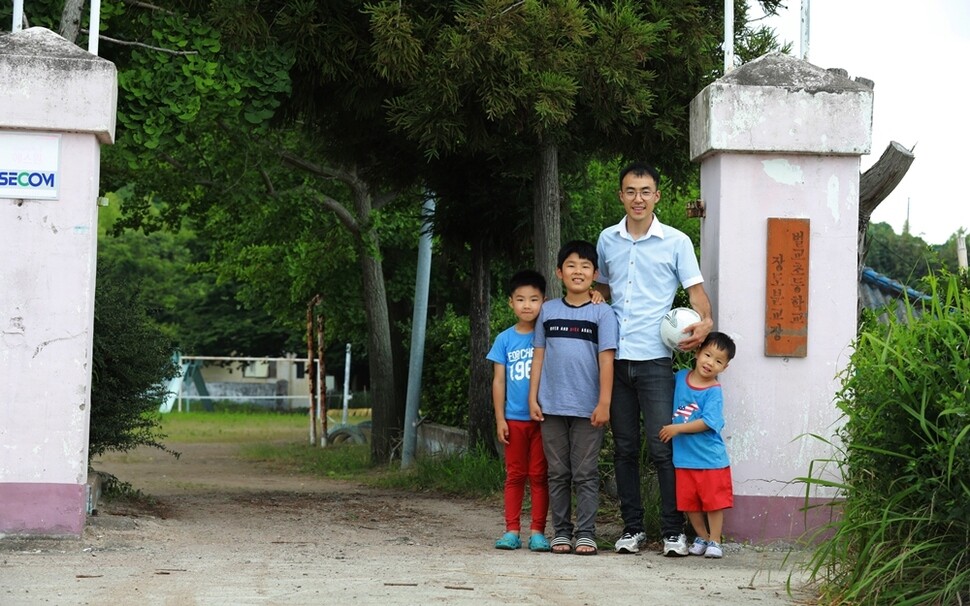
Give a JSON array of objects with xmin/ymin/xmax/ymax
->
[
  {"xmin": 700, "ymin": 331, "xmax": 737, "ymax": 360},
  {"xmin": 619, "ymin": 161, "xmax": 661, "ymax": 189},
  {"xmin": 556, "ymin": 240, "xmax": 598, "ymax": 270},
  {"xmin": 508, "ymin": 269, "xmax": 546, "ymax": 296}
]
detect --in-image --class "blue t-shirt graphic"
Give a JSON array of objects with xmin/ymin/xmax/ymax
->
[
  {"xmin": 670, "ymin": 368, "xmax": 730, "ymax": 469},
  {"xmin": 486, "ymin": 326, "xmax": 535, "ymax": 421}
]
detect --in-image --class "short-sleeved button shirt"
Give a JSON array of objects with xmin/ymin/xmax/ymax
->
[{"xmin": 596, "ymin": 215, "xmax": 703, "ymax": 361}]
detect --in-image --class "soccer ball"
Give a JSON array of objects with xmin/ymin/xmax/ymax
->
[{"xmin": 660, "ymin": 307, "xmax": 701, "ymax": 351}]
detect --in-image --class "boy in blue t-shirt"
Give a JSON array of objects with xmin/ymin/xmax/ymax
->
[
  {"xmin": 487, "ymin": 269, "xmax": 550, "ymax": 552},
  {"xmin": 659, "ymin": 332, "xmax": 736, "ymax": 559}
]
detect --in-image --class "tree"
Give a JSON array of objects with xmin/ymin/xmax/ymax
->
[
  {"xmin": 368, "ymin": 0, "xmax": 779, "ymax": 448},
  {"xmin": 5, "ymin": 0, "xmax": 424, "ymax": 464},
  {"xmin": 865, "ymin": 222, "xmax": 943, "ymax": 285}
]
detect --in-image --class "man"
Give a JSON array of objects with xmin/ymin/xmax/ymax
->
[{"xmin": 594, "ymin": 161, "xmax": 714, "ymax": 556}]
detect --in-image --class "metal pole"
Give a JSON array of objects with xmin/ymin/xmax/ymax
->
[
  {"xmin": 800, "ymin": 0, "xmax": 811, "ymax": 61},
  {"xmin": 402, "ymin": 197, "xmax": 435, "ymax": 468},
  {"xmin": 306, "ymin": 296, "xmax": 319, "ymax": 445},
  {"xmin": 957, "ymin": 233, "xmax": 968, "ymax": 270},
  {"xmin": 88, "ymin": 0, "xmax": 102, "ymax": 55},
  {"xmin": 317, "ymin": 313, "xmax": 327, "ymax": 446},
  {"xmin": 12, "ymin": 0, "xmax": 24, "ymax": 32},
  {"xmin": 342, "ymin": 344, "xmax": 352, "ymax": 426},
  {"xmin": 723, "ymin": 0, "xmax": 734, "ymax": 73}
]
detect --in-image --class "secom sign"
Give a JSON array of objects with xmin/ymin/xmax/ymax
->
[{"xmin": 0, "ymin": 132, "xmax": 61, "ymax": 200}]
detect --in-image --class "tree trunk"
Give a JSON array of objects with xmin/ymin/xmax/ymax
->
[
  {"xmin": 352, "ymin": 192, "xmax": 400, "ymax": 465},
  {"xmin": 858, "ymin": 141, "xmax": 915, "ymax": 269},
  {"xmin": 59, "ymin": 0, "xmax": 84, "ymax": 44},
  {"xmin": 533, "ymin": 140, "xmax": 562, "ymax": 298},
  {"xmin": 467, "ymin": 237, "xmax": 493, "ymax": 453},
  {"xmin": 387, "ymin": 298, "xmax": 411, "ymax": 434}
]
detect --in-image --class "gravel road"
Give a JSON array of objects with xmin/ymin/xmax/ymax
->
[{"xmin": 0, "ymin": 442, "xmax": 815, "ymax": 605}]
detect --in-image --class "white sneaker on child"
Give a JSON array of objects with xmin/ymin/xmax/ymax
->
[
  {"xmin": 704, "ymin": 541, "xmax": 724, "ymax": 558},
  {"xmin": 688, "ymin": 537, "xmax": 708, "ymax": 556}
]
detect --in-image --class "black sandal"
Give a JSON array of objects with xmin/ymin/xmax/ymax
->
[
  {"xmin": 575, "ymin": 537, "xmax": 598, "ymax": 555},
  {"xmin": 551, "ymin": 536, "xmax": 573, "ymax": 554}
]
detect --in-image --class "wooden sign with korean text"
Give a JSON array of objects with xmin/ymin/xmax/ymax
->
[{"xmin": 765, "ymin": 218, "xmax": 809, "ymax": 357}]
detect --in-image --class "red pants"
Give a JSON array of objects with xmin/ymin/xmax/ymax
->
[{"xmin": 504, "ymin": 420, "xmax": 549, "ymax": 532}]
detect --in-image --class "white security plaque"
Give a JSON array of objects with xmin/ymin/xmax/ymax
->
[{"xmin": 0, "ymin": 131, "xmax": 61, "ymax": 200}]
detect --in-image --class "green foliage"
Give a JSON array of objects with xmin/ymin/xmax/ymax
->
[
  {"xmin": 98, "ymin": 204, "xmax": 295, "ymax": 356},
  {"xmin": 419, "ymin": 306, "xmax": 473, "ymax": 427},
  {"xmin": 865, "ymin": 222, "xmax": 946, "ymax": 285},
  {"xmin": 375, "ymin": 444, "xmax": 505, "ymax": 497},
  {"xmin": 802, "ymin": 273, "xmax": 970, "ymax": 605},
  {"xmin": 420, "ymin": 297, "xmax": 518, "ymax": 428},
  {"xmin": 89, "ymin": 262, "xmax": 180, "ymax": 459}
]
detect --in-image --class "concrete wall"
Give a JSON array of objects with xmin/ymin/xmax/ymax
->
[
  {"xmin": 0, "ymin": 28, "xmax": 116, "ymax": 536},
  {"xmin": 690, "ymin": 53, "xmax": 872, "ymax": 541}
]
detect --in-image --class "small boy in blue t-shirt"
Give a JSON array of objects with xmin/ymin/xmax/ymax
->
[
  {"xmin": 659, "ymin": 332, "xmax": 736, "ymax": 559},
  {"xmin": 487, "ymin": 269, "xmax": 550, "ymax": 552}
]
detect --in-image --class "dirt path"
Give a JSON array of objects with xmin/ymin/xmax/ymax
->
[{"xmin": 0, "ymin": 442, "xmax": 814, "ymax": 605}]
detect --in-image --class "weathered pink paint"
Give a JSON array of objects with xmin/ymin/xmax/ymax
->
[
  {"xmin": 727, "ymin": 495, "xmax": 837, "ymax": 543},
  {"xmin": 0, "ymin": 483, "xmax": 87, "ymax": 535}
]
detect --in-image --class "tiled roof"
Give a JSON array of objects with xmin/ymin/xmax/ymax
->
[{"xmin": 859, "ymin": 266, "xmax": 931, "ymax": 323}]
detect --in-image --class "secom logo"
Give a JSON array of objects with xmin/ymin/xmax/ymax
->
[{"xmin": 0, "ymin": 171, "xmax": 56, "ymax": 188}]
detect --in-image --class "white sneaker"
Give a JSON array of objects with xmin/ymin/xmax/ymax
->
[
  {"xmin": 614, "ymin": 531, "xmax": 647, "ymax": 553},
  {"xmin": 662, "ymin": 533, "xmax": 689, "ymax": 557},
  {"xmin": 704, "ymin": 541, "xmax": 723, "ymax": 558},
  {"xmin": 688, "ymin": 537, "xmax": 708, "ymax": 556}
]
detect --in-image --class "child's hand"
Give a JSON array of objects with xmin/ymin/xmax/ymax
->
[
  {"xmin": 529, "ymin": 402, "xmax": 544, "ymax": 422},
  {"xmin": 659, "ymin": 424, "xmax": 678, "ymax": 443},
  {"xmin": 496, "ymin": 420, "xmax": 510, "ymax": 445},
  {"xmin": 590, "ymin": 403, "xmax": 610, "ymax": 427}
]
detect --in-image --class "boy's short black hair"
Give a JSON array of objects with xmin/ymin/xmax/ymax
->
[
  {"xmin": 700, "ymin": 331, "xmax": 737, "ymax": 360},
  {"xmin": 619, "ymin": 161, "xmax": 661, "ymax": 189},
  {"xmin": 508, "ymin": 269, "xmax": 546, "ymax": 296},
  {"xmin": 556, "ymin": 240, "xmax": 598, "ymax": 270}
]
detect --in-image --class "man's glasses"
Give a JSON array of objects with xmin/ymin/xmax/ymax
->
[{"xmin": 622, "ymin": 189, "xmax": 657, "ymax": 200}]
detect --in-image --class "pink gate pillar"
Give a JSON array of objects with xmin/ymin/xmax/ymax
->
[
  {"xmin": 689, "ymin": 53, "xmax": 873, "ymax": 542},
  {"xmin": 0, "ymin": 28, "xmax": 117, "ymax": 536}
]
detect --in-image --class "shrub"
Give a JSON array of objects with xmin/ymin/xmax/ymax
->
[
  {"xmin": 420, "ymin": 300, "xmax": 516, "ymax": 427},
  {"xmin": 89, "ymin": 262, "xmax": 180, "ymax": 459},
  {"xmin": 803, "ymin": 274, "xmax": 970, "ymax": 605}
]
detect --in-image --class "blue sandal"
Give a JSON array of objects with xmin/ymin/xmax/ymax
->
[
  {"xmin": 528, "ymin": 533, "xmax": 551, "ymax": 552},
  {"xmin": 495, "ymin": 532, "xmax": 522, "ymax": 550}
]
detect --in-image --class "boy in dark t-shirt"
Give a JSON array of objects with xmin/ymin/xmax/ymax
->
[{"xmin": 529, "ymin": 241, "xmax": 618, "ymax": 555}]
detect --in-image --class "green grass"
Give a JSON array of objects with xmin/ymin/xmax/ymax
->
[
  {"xmin": 159, "ymin": 410, "xmax": 367, "ymax": 443},
  {"xmin": 374, "ymin": 444, "xmax": 504, "ymax": 498},
  {"xmin": 242, "ymin": 441, "xmax": 372, "ymax": 477}
]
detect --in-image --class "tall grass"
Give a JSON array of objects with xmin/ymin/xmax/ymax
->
[
  {"xmin": 375, "ymin": 444, "xmax": 504, "ymax": 498},
  {"xmin": 800, "ymin": 274, "xmax": 970, "ymax": 605}
]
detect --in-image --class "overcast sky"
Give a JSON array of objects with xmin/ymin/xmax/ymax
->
[{"xmin": 752, "ymin": 0, "xmax": 970, "ymax": 245}]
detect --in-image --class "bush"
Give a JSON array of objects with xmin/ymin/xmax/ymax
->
[
  {"xmin": 89, "ymin": 262, "xmax": 180, "ymax": 459},
  {"xmin": 804, "ymin": 273, "xmax": 970, "ymax": 605},
  {"xmin": 420, "ymin": 300, "xmax": 516, "ymax": 427}
]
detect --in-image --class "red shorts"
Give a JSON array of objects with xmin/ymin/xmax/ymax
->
[{"xmin": 675, "ymin": 467, "xmax": 733, "ymax": 512}]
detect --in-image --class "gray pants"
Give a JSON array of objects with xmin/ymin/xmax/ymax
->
[{"xmin": 541, "ymin": 414, "xmax": 605, "ymax": 540}]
